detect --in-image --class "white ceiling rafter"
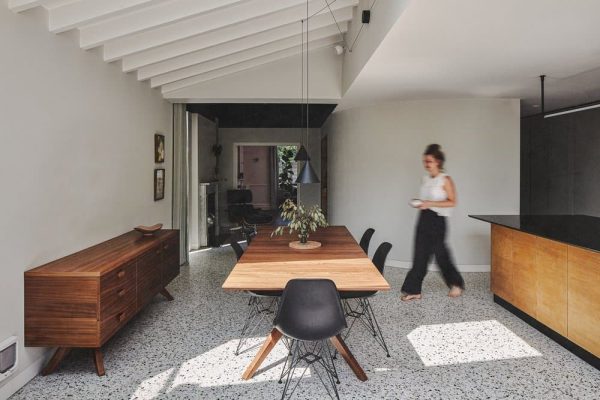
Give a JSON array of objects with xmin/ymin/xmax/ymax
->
[
  {"xmin": 48, "ymin": 0, "xmax": 164, "ymax": 34},
  {"xmin": 137, "ymin": 11, "xmax": 351, "ymax": 81},
  {"xmin": 150, "ymin": 25, "xmax": 345, "ymax": 88},
  {"xmin": 161, "ymin": 37, "xmax": 341, "ymax": 95},
  {"xmin": 79, "ymin": 0, "xmax": 249, "ymax": 50},
  {"xmin": 8, "ymin": 0, "xmax": 60, "ymax": 12},
  {"xmin": 102, "ymin": 0, "xmax": 356, "ymax": 62},
  {"xmin": 121, "ymin": 1, "xmax": 356, "ymax": 72}
]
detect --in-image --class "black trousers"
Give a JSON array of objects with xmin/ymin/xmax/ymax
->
[{"xmin": 401, "ymin": 209, "xmax": 464, "ymax": 294}]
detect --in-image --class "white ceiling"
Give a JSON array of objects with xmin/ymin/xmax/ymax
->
[
  {"xmin": 7, "ymin": 0, "xmax": 356, "ymax": 97},
  {"xmin": 10, "ymin": 0, "xmax": 600, "ymax": 114},
  {"xmin": 338, "ymin": 0, "xmax": 600, "ymax": 115}
]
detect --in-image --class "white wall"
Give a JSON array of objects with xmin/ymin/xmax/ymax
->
[
  {"xmin": 217, "ymin": 127, "xmax": 321, "ymax": 227},
  {"xmin": 323, "ymin": 99, "xmax": 520, "ymax": 269},
  {"xmin": 341, "ymin": 0, "xmax": 409, "ymax": 93},
  {"xmin": 0, "ymin": 7, "xmax": 171, "ymax": 398}
]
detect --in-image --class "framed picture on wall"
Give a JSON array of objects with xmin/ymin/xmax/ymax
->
[
  {"xmin": 155, "ymin": 133, "xmax": 165, "ymax": 163},
  {"xmin": 154, "ymin": 168, "xmax": 165, "ymax": 201}
]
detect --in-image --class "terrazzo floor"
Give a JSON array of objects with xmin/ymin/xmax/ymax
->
[{"xmin": 11, "ymin": 245, "xmax": 600, "ymax": 400}]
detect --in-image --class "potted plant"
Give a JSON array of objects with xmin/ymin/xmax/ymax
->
[{"xmin": 272, "ymin": 199, "xmax": 328, "ymax": 248}]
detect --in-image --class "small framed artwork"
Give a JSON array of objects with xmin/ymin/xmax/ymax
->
[
  {"xmin": 154, "ymin": 168, "xmax": 165, "ymax": 201},
  {"xmin": 155, "ymin": 133, "xmax": 165, "ymax": 163}
]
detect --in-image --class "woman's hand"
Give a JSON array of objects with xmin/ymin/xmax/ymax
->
[{"xmin": 419, "ymin": 201, "xmax": 432, "ymax": 210}]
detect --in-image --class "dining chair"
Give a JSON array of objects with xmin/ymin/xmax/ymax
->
[
  {"xmin": 358, "ymin": 228, "xmax": 375, "ymax": 255},
  {"xmin": 339, "ymin": 242, "xmax": 392, "ymax": 357},
  {"xmin": 275, "ymin": 279, "xmax": 350, "ymax": 400},
  {"xmin": 230, "ymin": 241, "xmax": 281, "ymax": 356}
]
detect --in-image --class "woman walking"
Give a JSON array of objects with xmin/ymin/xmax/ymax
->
[{"xmin": 401, "ymin": 144, "xmax": 464, "ymax": 301}]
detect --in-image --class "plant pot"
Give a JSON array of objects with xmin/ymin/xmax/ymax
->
[{"xmin": 289, "ymin": 240, "xmax": 322, "ymax": 250}]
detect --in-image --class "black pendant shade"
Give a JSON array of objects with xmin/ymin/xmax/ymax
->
[
  {"xmin": 296, "ymin": 160, "xmax": 320, "ymax": 184},
  {"xmin": 294, "ymin": 145, "xmax": 310, "ymax": 161}
]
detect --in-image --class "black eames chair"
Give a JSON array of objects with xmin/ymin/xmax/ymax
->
[
  {"xmin": 359, "ymin": 228, "xmax": 375, "ymax": 255},
  {"xmin": 230, "ymin": 241, "xmax": 281, "ymax": 356},
  {"xmin": 339, "ymin": 242, "xmax": 392, "ymax": 357},
  {"xmin": 275, "ymin": 279, "xmax": 362, "ymax": 400}
]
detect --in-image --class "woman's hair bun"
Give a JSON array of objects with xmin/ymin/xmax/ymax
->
[
  {"xmin": 425, "ymin": 144, "xmax": 441, "ymax": 153},
  {"xmin": 424, "ymin": 143, "xmax": 445, "ymax": 169}
]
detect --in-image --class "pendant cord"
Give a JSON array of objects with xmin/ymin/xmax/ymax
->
[
  {"xmin": 306, "ymin": 0, "xmax": 309, "ymax": 144},
  {"xmin": 300, "ymin": 19, "xmax": 304, "ymax": 147}
]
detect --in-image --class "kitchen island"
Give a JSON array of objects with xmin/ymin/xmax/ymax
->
[{"xmin": 471, "ymin": 215, "xmax": 599, "ymax": 369}]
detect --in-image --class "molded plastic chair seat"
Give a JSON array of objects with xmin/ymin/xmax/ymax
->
[
  {"xmin": 274, "ymin": 279, "xmax": 350, "ymax": 399},
  {"xmin": 275, "ymin": 279, "xmax": 346, "ymax": 342}
]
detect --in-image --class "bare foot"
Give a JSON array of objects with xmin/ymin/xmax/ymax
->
[
  {"xmin": 448, "ymin": 286, "xmax": 463, "ymax": 297},
  {"xmin": 400, "ymin": 294, "xmax": 422, "ymax": 301}
]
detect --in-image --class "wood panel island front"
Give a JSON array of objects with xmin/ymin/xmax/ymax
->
[{"xmin": 471, "ymin": 215, "xmax": 599, "ymax": 369}]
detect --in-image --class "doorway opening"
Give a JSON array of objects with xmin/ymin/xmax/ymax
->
[{"xmin": 235, "ymin": 144, "xmax": 298, "ymax": 211}]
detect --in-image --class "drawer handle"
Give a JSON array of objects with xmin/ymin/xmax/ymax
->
[
  {"xmin": 117, "ymin": 270, "xmax": 126, "ymax": 279},
  {"xmin": 116, "ymin": 312, "xmax": 124, "ymax": 322},
  {"xmin": 117, "ymin": 289, "xmax": 126, "ymax": 297}
]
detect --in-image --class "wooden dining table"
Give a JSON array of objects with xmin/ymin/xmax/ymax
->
[{"xmin": 222, "ymin": 225, "xmax": 391, "ymax": 381}]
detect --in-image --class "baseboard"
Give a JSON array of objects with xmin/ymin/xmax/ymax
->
[
  {"xmin": 0, "ymin": 354, "xmax": 46, "ymax": 400},
  {"xmin": 386, "ymin": 259, "xmax": 490, "ymax": 272}
]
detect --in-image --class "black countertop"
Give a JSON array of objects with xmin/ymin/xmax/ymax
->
[{"xmin": 470, "ymin": 214, "xmax": 600, "ymax": 253}]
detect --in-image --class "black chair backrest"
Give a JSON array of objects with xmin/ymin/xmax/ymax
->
[
  {"xmin": 230, "ymin": 241, "xmax": 244, "ymax": 261},
  {"xmin": 372, "ymin": 242, "xmax": 392, "ymax": 275},
  {"xmin": 274, "ymin": 279, "xmax": 347, "ymax": 341},
  {"xmin": 359, "ymin": 228, "xmax": 375, "ymax": 254},
  {"xmin": 227, "ymin": 189, "xmax": 253, "ymax": 204}
]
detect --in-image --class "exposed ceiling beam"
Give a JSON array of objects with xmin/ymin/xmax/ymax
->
[
  {"xmin": 49, "ymin": 0, "xmax": 163, "ymax": 34},
  {"xmin": 103, "ymin": 0, "xmax": 357, "ymax": 62},
  {"xmin": 137, "ymin": 14, "xmax": 350, "ymax": 80},
  {"xmin": 122, "ymin": 2, "xmax": 355, "ymax": 71},
  {"xmin": 151, "ymin": 26, "xmax": 344, "ymax": 88},
  {"xmin": 160, "ymin": 36, "xmax": 341, "ymax": 94},
  {"xmin": 79, "ymin": 0, "xmax": 249, "ymax": 50},
  {"xmin": 8, "ymin": 0, "xmax": 55, "ymax": 12}
]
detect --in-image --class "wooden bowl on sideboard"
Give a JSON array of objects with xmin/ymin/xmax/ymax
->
[{"xmin": 134, "ymin": 223, "xmax": 163, "ymax": 236}]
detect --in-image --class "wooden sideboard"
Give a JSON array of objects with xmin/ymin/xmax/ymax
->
[
  {"xmin": 491, "ymin": 224, "xmax": 600, "ymax": 362},
  {"xmin": 25, "ymin": 229, "xmax": 180, "ymax": 376}
]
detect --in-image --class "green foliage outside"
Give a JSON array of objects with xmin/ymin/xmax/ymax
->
[{"xmin": 277, "ymin": 145, "xmax": 297, "ymax": 194}]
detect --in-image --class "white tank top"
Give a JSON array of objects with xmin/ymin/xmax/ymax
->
[{"xmin": 419, "ymin": 173, "xmax": 452, "ymax": 217}]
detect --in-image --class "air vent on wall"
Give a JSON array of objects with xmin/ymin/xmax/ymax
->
[{"xmin": 0, "ymin": 336, "xmax": 17, "ymax": 381}]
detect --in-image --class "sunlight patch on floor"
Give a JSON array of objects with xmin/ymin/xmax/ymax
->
[
  {"xmin": 407, "ymin": 320, "xmax": 542, "ymax": 366},
  {"xmin": 130, "ymin": 337, "xmax": 311, "ymax": 398}
]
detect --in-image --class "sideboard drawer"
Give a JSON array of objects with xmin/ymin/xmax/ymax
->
[
  {"xmin": 100, "ymin": 260, "xmax": 136, "ymax": 292},
  {"xmin": 100, "ymin": 301, "xmax": 137, "ymax": 345},
  {"xmin": 99, "ymin": 282, "xmax": 136, "ymax": 321}
]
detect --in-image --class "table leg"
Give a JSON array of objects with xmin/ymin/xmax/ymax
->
[
  {"xmin": 330, "ymin": 334, "xmax": 368, "ymax": 381},
  {"xmin": 41, "ymin": 347, "xmax": 71, "ymax": 376},
  {"xmin": 242, "ymin": 328, "xmax": 282, "ymax": 380}
]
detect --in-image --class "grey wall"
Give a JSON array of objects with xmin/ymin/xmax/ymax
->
[
  {"xmin": 216, "ymin": 127, "xmax": 321, "ymax": 227},
  {"xmin": 323, "ymin": 99, "xmax": 520, "ymax": 268},
  {"xmin": 522, "ymin": 107, "xmax": 600, "ymax": 216},
  {"xmin": 0, "ymin": 7, "xmax": 171, "ymax": 398}
]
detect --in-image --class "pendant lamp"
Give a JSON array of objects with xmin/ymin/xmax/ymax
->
[{"xmin": 295, "ymin": 3, "xmax": 319, "ymax": 184}]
